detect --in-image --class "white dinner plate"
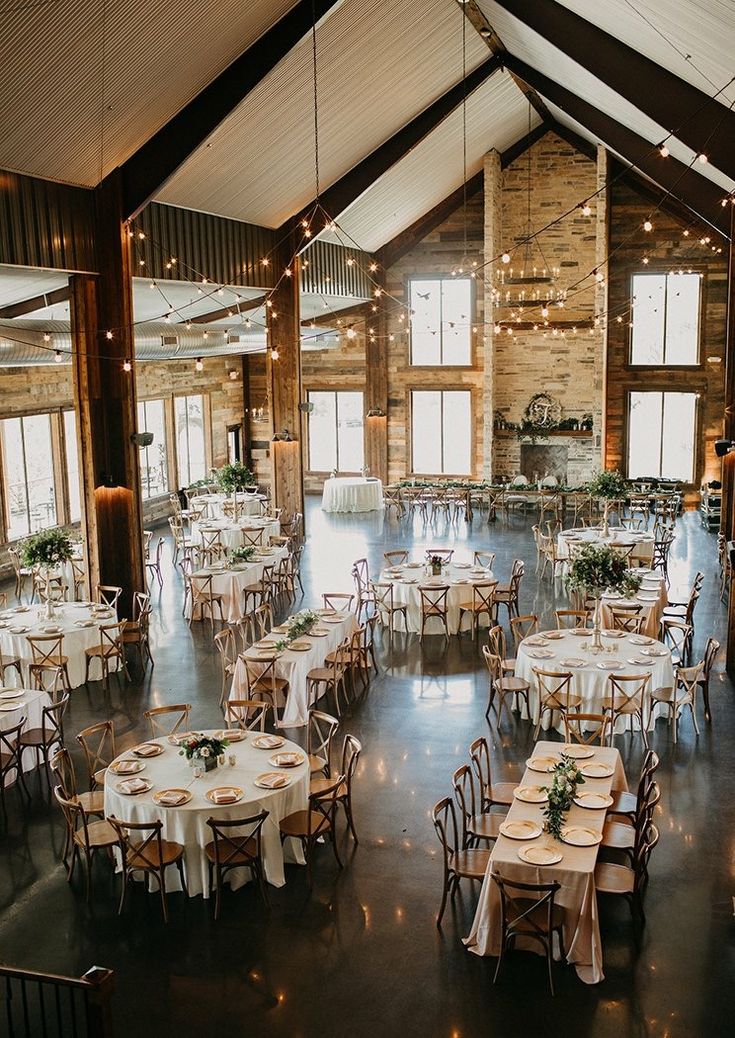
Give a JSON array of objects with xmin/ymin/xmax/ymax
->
[
  {"xmin": 641, "ymin": 647, "xmax": 668, "ymax": 657},
  {"xmin": 602, "ymin": 630, "xmax": 625, "ymax": 639},
  {"xmin": 580, "ymin": 761, "xmax": 615, "ymax": 779},
  {"xmin": 0, "ymin": 689, "xmax": 24, "ymax": 699},
  {"xmin": 629, "ymin": 635, "xmax": 653, "ymax": 645},
  {"xmin": 569, "ymin": 629, "xmax": 590, "ymax": 637},
  {"xmin": 525, "ymin": 648, "xmax": 554, "ymax": 660},
  {"xmin": 627, "ymin": 656, "xmax": 653, "ymax": 666},
  {"xmin": 513, "ymin": 785, "xmax": 549, "ymax": 804},
  {"xmin": 596, "ymin": 661, "xmax": 621, "ymax": 670},
  {"xmin": 518, "ymin": 845, "xmax": 562, "ymax": 865},
  {"xmin": 561, "ymin": 744, "xmax": 595, "ymax": 759},
  {"xmin": 544, "ymin": 631, "xmax": 565, "ymax": 640},
  {"xmin": 0, "ymin": 703, "xmax": 23, "ymax": 712},
  {"xmin": 525, "ymin": 637, "xmax": 550, "ymax": 647},
  {"xmin": 499, "ymin": 819, "xmax": 543, "ymax": 840},
  {"xmin": 561, "ymin": 826, "xmax": 603, "ymax": 847},
  {"xmin": 574, "ymin": 791, "xmax": 614, "ymax": 810}
]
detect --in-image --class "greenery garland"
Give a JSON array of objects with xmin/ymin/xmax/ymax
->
[
  {"xmin": 273, "ymin": 609, "xmax": 320, "ymax": 651},
  {"xmin": 543, "ymin": 755, "xmax": 586, "ymax": 840},
  {"xmin": 229, "ymin": 546, "xmax": 258, "ymax": 565}
]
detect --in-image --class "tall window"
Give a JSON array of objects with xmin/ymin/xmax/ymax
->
[
  {"xmin": 630, "ymin": 272, "xmax": 700, "ymax": 365},
  {"xmin": 627, "ymin": 391, "xmax": 697, "ymax": 482},
  {"xmin": 63, "ymin": 410, "xmax": 81, "ymax": 522},
  {"xmin": 409, "ymin": 277, "xmax": 472, "ymax": 365},
  {"xmin": 308, "ymin": 391, "xmax": 364, "ymax": 471},
  {"xmin": 411, "ymin": 390, "xmax": 471, "ymax": 475},
  {"xmin": 138, "ymin": 399, "xmax": 169, "ymax": 498},
  {"xmin": 174, "ymin": 394, "xmax": 207, "ymax": 487},
  {"xmin": 0, "ymin": 414, "xmax": 57, "ymax": 539}
]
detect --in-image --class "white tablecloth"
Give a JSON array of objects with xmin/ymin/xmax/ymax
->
[
  {"xmin": 321, "ymin": 477, "xmax": 383, "ymax": 513},
  {"xmin": 515, "ymin": 629, "xmax": 675, "ymax": 733},
  {"xmin": 464, "ymin": 741, "xmax": 627, "ymax": 984},
  {"xmin": 104, "ymin": 732, "xmax": 309, "ymax": 896},
  {"xmin": 558, "ymin": 527, "xmax": 654, "ymax": 565},
  {"xmin": 0, "ymin": 603, "xmax": 120, "ymax": 688},
  {"xmin": 191, "ymin": 517, "xmax": 281, "ymax": 552},
  {"xmin": 189, "ymin": 493, "xmax": 265, "ymax": 520},
  {"xmin": 188, "ymin": 546, "xmax": 289, "ymax": 623},
  {"xmin": 377, "ymin": 562, "xmax": 495, "ymax": 635},
  {"xmin": 231, "ymin": 611, "xmax": 357, "ymax": 727},
  {"xmin": 0, "ymin": 688, "xmax": 53, "ymax": 785},
  {"xmin": 599, "ymin": 571, "xmax": 668, "ymax": 639}
]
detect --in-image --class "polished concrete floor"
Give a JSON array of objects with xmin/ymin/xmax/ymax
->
[{"xmin": 0, "ymin": 500, "xmax": 733, "ymax": 1038}]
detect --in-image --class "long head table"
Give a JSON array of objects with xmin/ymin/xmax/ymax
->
[{"xmin": 464, "ymin": 740, "xmax": 628, "ymax": 983}]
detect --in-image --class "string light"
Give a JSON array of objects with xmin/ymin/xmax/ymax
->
[
  {"xmin": 643, "ymin": 219, "xmax": 653, "ymax": 232},
  {"xmin": 501, "ymin": 252, "xmax": 511, "ymax": 264},
  {"xmin": 271, "ymin": 348, "xmax": 279, "ymax": 361},
  {"xmin": 195, "ymin": 357, "xmax": 204, "ymax": 372},
  {"xmin": 581, "ymin": 203, "xmax": 592, "ymax": 216},
  {"xmin": 43, "ymin": 333, "xmax": 51, "ymax": 343},
  {"xmin": 105, "ymin": 330, "xmax": 113, "ymax": 339},
  {"xmin": 346, "ymin": 325, "xmax": 356, "ymax": 339},
  {"xmin": 697, "ymin": 153, "xmax": 708, "ymax": 164},
  {"xmin": 594, "ymin": 270, "xmax": 604, "ymax": 282},
  {"xmin": 123, "ymin": 359, "xmax": 132, "ymax": 372},
  {"xmin": 261, "ymin": 258, "xmax": 270, "ymax": 267},
  {"xmin": 185, "ymin": 321, "xmax": 192, "ymax": 330},
  {"xmin": 642, "ymin": 256, "xmax": 650, "ymax": 265},
  {"xmin": 658, "ymin": 143, "xmax": 669, "ymax": 157},
  {"xmin": 54, "ymin": 350, "xmax": 62, "ymax": 363}
]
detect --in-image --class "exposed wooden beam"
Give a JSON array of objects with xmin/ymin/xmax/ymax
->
[
  {"xmin": 0, "ymin": 285, "xmax": 69, "ymax": 319},
  {"xmin": 117, "ymin": 0, "xmax": 342, "ymax": 221},
  {"xmin": 504, "ymin": 55, "xmax": 731, "ymax": 238},
  {"xmin": 493, "ymin": 0, "xmax": 735, "ymax": 183},
  {"xmin": 190, "ymin": 295, "xmax": 266, "ymax": 324},
  {"xmin": 285, "ymin": 55, "xmax": 503, "ymax": 236},
  {"xmin": 456, "ymin": 0, "xmax": 551, "ymax": 123}
]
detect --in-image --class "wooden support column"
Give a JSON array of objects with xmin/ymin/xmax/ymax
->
[
  {"xmin": 482, "ymin": 149, "xmax": 502, "ymax": 480},
  {"xmin": 267, "ymin": 243, "xmax": 304, "ymax": 520},
  {"xmin": 241, "ymin": 354, "xmax": 253, "ymax": 469},
  {"xmin": 723, "ymin": 208, "xmax": 735, "ymax": 673},
  {"xmin": 69, "ymin": 172, "xmax": 145, "ymax": 618},
  {"xmin": 365, "ymin": 289, "xmax": 388, "ymax": 484}
]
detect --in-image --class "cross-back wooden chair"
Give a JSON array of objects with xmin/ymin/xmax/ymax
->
[
  {"xmin": 143, "ymin": 704, "xmax": 192, "ymax": 739},
  {"xmin": 491, "ymin": 873, "xmax": 566, "ymax": 995},
  {"xmin": 76, "ymin": 720, "xmax": 116, "ymax": 789},
  {"xmin": 602, "ymin": 672, "xmax": 651, "ymax": 746},
  {"xmin": 457, "ymin": 581, "xmax": 498, "ymax": 640},
  {"xmin": 189, "ymin": 573, "xmax": 226, "ymax": 631},
  {"xmin": 383, "ymin": 550, "xmax": 408, "ymax": 567},
  {"xmin": 697, "ymin": 636, "xmax": 720, "ymax": 722},
  {"xmin": 51, "ymin": 746, "xmax": 104, "ymax": 821},
  {"xmin": 533, "ymin": 668, "xmax": 581, "ymax": 739},
  {"xmin": 306, "ymin": 647, "xmax": 350, "ymax": 716},
  {"xmin": 555, "ymin": 609, "xmax": 589, "ymax": 629},
  {"xmin": 432, "ymin": 796, "xmax": 490, "ymax": 927},
  {"xmin": 563, "ymin": 711, "xmax": 610, "ymax": 746},
  {"xmin": 84, "ymin": 619, "xmax": 130, "ymax": 689},
  {"xmin": 424, "ymin": 548, "xmax": 454, "ymax": 564},
  {"xmin": 452, "ymin": 763, "xmax": 506, "ymax": 848},
  {"xmin": 96, "ymin": 584, "xmax": 122, "ymax": 613},
  {"xmin": 54, "ymin": 786, "xmax": 117, "ymax": 902},
  {"xmin": 371, "ymin": 581, "xmax": 408, "ymax": 634},
  {"xmin": 19, "ymin": 693, "xmax": 69, "ymax": 787},
  {"xmin": 146, "ymin": 537, "xmax": 165, "ymax": 589},
  {"xmin": 243, "ymin": 657, "xmax": 288, "ymax": 717},
  {"xmin": 469, "ymin": 735, "xmax": 516, "ymax": 809},
  {"xmin": 483, "ymin": 647, "xmax": 530, "ymax": 725},
  {"xmin": 213, "ymin": 628, "xmax": 238, "ymax": 709},
  {"xmin": 108, "ymin": 816, "xmax": 187, "ymax": 923},
  {"xmin": 27, "ymin": 634, "xmax": 71, "ymax": 694},
  {"xmin": 608, "ymin": 606, "xmax": 645, "ymax": 635},
  {"xmin": 322, "ymin": 593, "xmax": 355, "ymax": 612},
  {"xmin": 204, "ymin": 811, "xmax": 269, "ymax": 918},
  {"xmin": 278, "ymin": 774, "xmax": 344, "ymax": 890},
  {"xmin": 223, "ymin": 698, "xmax": 272, "ymax": 732},
  {"xmin": 0, "ymin": 717, "xmax": 30, "ymax": 824},
  {"xmin": 650, "ymin": 661, "xmax": 705, "ymax": 742},
  {"xmin": 309, "ymin": 733, "xmax": 362, "ymax": 844},
  {"xmin": 473, "ymin": 551, "xmax": 496, "ymax": 570},
  {"xmin": 509, "ymin": 613, "xmax": 539, "ymax": 650},
  {"xmin": 418, "ymin": 585, "xmax": 450, "ymax": 642}
]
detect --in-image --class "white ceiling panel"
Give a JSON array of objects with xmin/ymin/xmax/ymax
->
[
  {"xmin": 158, "ymin": 0, "xmax": 489, "ymax": 226},
  {"xmin": 319, "ymin": 71, "xmax": 539, "ymax": 253},
  {"xmin": 0, "ymin": 267, "xmax": 69, "ymax": 310},
  {"xmin": 557, "ymin": 0, "xmax": 735, "ymax": 106},
  {"xmin": 478, "ymin": 1, "xmax": 735, "ymax": 195},
  {"xmin": 0, "ymin": 0, "xmax": 299, "ymax": 186}
]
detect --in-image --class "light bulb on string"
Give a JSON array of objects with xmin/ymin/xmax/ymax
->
[
  {"xmin": 594, "ymin": 270, "xmax": 604, "ymax": 283},
  {"xmin": 43, "ymin": 332, "xmax": 51, "ymax": 343},
  {"xmin": 697, "ymin": 153, "xmax": 708, "ymax": 164},
  {"xmin": 195, "ymin": 357, "xmax": 203, "ymax": 372},
  {"xmin": 369, "ymin": 263, "xmax": 378, "ymax": 273},
  {"xmin": 203, "ymin": 331, "xmax": 208, "ymax": 340},
  {"xmin": 581, "ymin": 203, "xmax": 592, "ymax": 217},
  {"xmin": 501, "ymin": 253, "xmax": 511, "ymax": 264},
  {"xmin": 658, "ymin": 143, "xmax": 669, "ymax": 157},
  {"xmin": 106, "ymin": 330, "xmax": 113, "ymax": 340},
  {"xmin": 54, "ymin": 350, "xmax": 62, "ymax": 363},
  {"xmin": 123, "ymin": 359, "xmax": 132, "ymax": 372},
  {"xmin": 643, "ymin": 219, "xmax": 653, "ymax": 232},
  {"xmin": 271, "ymin": 348, "xmax": 279, "ymax": 361},
  {"xmin": 541, "ymin": 305, "xmax": 549, "ymax": 318},
  {"xmin": 642, "ymin": 256, "xmax": 649, "ymax": 265},
  {"xmin": 186, "ymin": 321, "xmax": 192, "ymax": 330},
  {"xmin": 346, "ymin": 325, "xmax": 356, "ymax": 339}
]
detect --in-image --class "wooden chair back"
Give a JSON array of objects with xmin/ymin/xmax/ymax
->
[
  {"xmin": 144, "ymin": 704, "xmax": 191, "ymax": 738},
  {"xmin": 224, "ymin": 699, "xmax": 271, "ymax": 732},
  {"xmin": 205, "ymin": 811, "xmax": 268, "ymax": 869},
  {"xmin": 564, "ymin": 712, "xmax": 609, "ymax": 746},
  {"xmin": 307, "ymin": 710, "xmax": 340, "ymax": 773},
  {"xmin": 322, "ymin": 593, "xmax": 355, "ymax": 612},
  {"xmin": 76, "ymin": 720, "xmax": 115, "ymax": 786},
  {"xmin": 96, "ymin": 585, "xmax": 122, "ymax": 612},
  {"xmin": 510, "ymin": 613, "xmax": 538, "ymax": 648}
]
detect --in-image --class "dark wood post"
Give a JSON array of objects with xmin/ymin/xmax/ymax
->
[
  {"xmin": 723, "ymin": 208, "xmax": 735, "ymax": 673},
  {"xmin": 365, "ymin": 291, "xmax": 389, "ymax": 484},
  {"xmin": 267, "ymin": 242, "xmax": 304, "ymax": 520},
  {"xmin": 69, "ymin": 172, "xmax": 145, "ymax": 618}
]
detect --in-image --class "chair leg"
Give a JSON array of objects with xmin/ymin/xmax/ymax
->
[{"xmin": 436, "ymin": 868, "xmax": 450, "ymax": 928}]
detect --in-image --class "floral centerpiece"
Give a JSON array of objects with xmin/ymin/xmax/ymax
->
[
  {"xmin": 217, "ymin": 461, "xmax": 255, "ymax": 498},
  {"xmin": 178, "ymin": 733, "xmax": 229, "ymax": 773},
  {"xmin": 586, "ymin": 469, "xmax": 628, "ymax": 537},
  {"xmin": 229, "ymin": 545, "xmax": 258, "ymax": 567},
  {"xmin": 567, "ymin": 543, "xmax": 633, "ymax": 652},
  {"xmin": 271, "ymin": 609, "xmax": 320, "ymax": 653},
  {"xmin": 427, "ymin": 554, "xmax": 444, "ymax": 576},
  {"xmin": 22, "ymin": 529, "xmax": 75, "ymax": 619},
  {"xmin": 543, "ymin": 755, "xmax": 586, "ymax": 839}
]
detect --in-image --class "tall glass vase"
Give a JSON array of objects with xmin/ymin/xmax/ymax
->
[
  {"xmin": 44, "ymin": 566, "xmax": 55, "ymax": 620},
  {"xmin": 589, "ymin": 594, "xmax": 604, "ymax": 653},
  {"xmin": 601, "ymin": 500, "xmax": 610, "ymax": 539}
]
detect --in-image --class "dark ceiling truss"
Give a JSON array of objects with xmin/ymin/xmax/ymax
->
[
  {"xmin": 503, "ymin": 55, "xmax": 731, "ymax": 239},
  {"xmin": 284, "ymin": 54, "xmax": 503, "ymax": 241},
  {"xmin": 115, "ymin": 0, "xmax": 343, "ymax": 221},
  {"xmin": 0, "ymin": 286, "xmax": 69, "ymax": 319},
  {"xmin": 492, "ymin": 0, "xmax": 735, "ymax": 184}
]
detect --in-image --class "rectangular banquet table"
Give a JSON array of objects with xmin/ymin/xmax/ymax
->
[
  {"xmin": 321, "ymin": 477, "xmax": 383, "ymax": 513},
  {"xmin": 464, "ymin": 740, "xmax": 627, "ymax": 984},
  {"xmin": 231, "ymin": 611, "xmax": 357, "ymax": 727}
]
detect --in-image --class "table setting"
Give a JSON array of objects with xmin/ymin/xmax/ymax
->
[
  {"xmin": 103, "ymin": 729, "xmax": 309, "ymax": 896},
  {"xmin": 0, "ymin": 602, "xmax": 119, "ymax": 688},
  {"xmin": 188, "ymin": 544, "xmax": 289, "ymax": 622},
  {"xmin": 514, "ymin": 628, "xmax": 674, "ymax": 733},
  {"xmin": 230, "ymin": 608, "xmax": 357, "ymax": 727},
  {"xmin": 557, "ymin": 527, "xmax": 654, "ymax": 566},
  {"xmin": 377, "ymin": 557, "xmax": 495, "ymax": 634},
  {"xmin": 0, "ymin": 686, "xmax": 54, "ymax": 785},
  {"xmin": 598, "ymin": 568, "xmax": 668, "ymax": 637},
  {"xmin": 190, "ymin": 515, "xmax": 281, "ymax": 552},
  {"xmin": 464, "ymin": 740, "xmax": 627, "ymax": 983},
  {"xmin": 189, "ymin": 493, "xmax": 265, "ymax": 521}
]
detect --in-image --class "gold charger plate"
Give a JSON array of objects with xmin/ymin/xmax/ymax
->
[
  {"xmin": 206, "ymin": 786, "xmax": 244, "ymax": 805},
  {"xmin": 133, "ymin": 742, "xmax": 164, "ymax": 758},
  {"xmin": 116, "ymin": 779, "xmax": 152, "ymax": 796},
  {"xmin": 268, "ymin": 752, "xmax": 304, "ymax": 768},
  {"xmin": 254, "ymin": 772, "xmax": 291, "ymax": 789},
  {"xmin": 153, "ymin": 788, "xmax": 192, "ymax": 807},
  {"xmin": 252, "ymin": 735, "xmax": 284, "ymax": 750},
  {"xmin": 110, "ymin": 759, "xmax": 146, "ymax": 775}
]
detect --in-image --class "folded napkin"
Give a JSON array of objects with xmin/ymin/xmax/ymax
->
[
  {"xmin": 254, "ymin": 736, "xmax": 282, "ymax": 749},
  {"xmin": 158, "ymin": 790, "xmax": 187, "ymax": 806},
  {"xmin": 134, "ymin": 743, "xmax": 160, "ymax": 757},
  {"xmin": 114, "ymin": 760, "xmax": 140, "ymax": 774},
  {"xmin": 271, "ymin": 752, "xmax": 301, "ymax": 767},
  {"xmin": 120, "ymin": 777, "xmax": 148, "ymax": 794},
  {"xmin": 211, "ymin": 789, "xmax": 239, "ymax": 804},
  {"xmin": 256, "ymin": 773, "xmax": 287, "ymax": 789}
]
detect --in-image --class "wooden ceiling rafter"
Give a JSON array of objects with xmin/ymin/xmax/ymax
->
[
  {"xmin": 0, "ymin": 285, "xmax": 70, "ymax": 319},
  {"xmin": 116, "ymin": 0, "xmax": 343, "ymax": 221},
  {"xmin": 491, "ymin": 0, "xmax": 735, "ymax": 184},
  {"xmin": 283, "ymin": 54, "xmax": 504, "ymax": 240}
]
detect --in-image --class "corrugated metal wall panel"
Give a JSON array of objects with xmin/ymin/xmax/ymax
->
[
  {"xmin": 0, "ymin": 0, "xmax": 297, "ymax": 186},
  {"xmin": 158, "ymin": 0, "xmax": 489, "ymax": 225},
  {"xmin": 300, "ymin": 241, "xmax": 372, "ymax": 298},
  {"xmin": 0, "ymin": 171, "xmax": 96, "ymax": 272}
]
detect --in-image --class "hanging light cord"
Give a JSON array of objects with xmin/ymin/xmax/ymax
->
[
  {"xmin": 311, "ymin": 0, "xmax": 320, "ymax": 203},
  {"xmin": 461, "ymin": 7, "xmax": 468, "ymax": 262}
]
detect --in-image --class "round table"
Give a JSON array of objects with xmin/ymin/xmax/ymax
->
[
  {"xmin": 377, "ymin": 561, "xmax": 495, "ymax": 634},
  {"xmin": 104, "ymin": 731, "xmax": 309, "ymax": 896},
  {"xmin": 515, "ymin": 629, "xmax": 675, "ymax": 733},
  {"xmin": 557, "ymin": 527, "xmax": 654, "ymax": 566},
  {"xmin": 321, "ymin": 477, "xmax": 383, "ymax": 513},
  {"xmin": 0, "ymin": 602, "xmax": 119, "ymax": 689},
  {"xmin": 191, "ymin": 516, "xmax": 281, "ymax": 551},
  {"xmin": 0, "ymin": 687, "xmax": 53, "ymax": 785},
  {"xmin": 189, "ymin": 493, "xmax": 265, "ymax": 520}
]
